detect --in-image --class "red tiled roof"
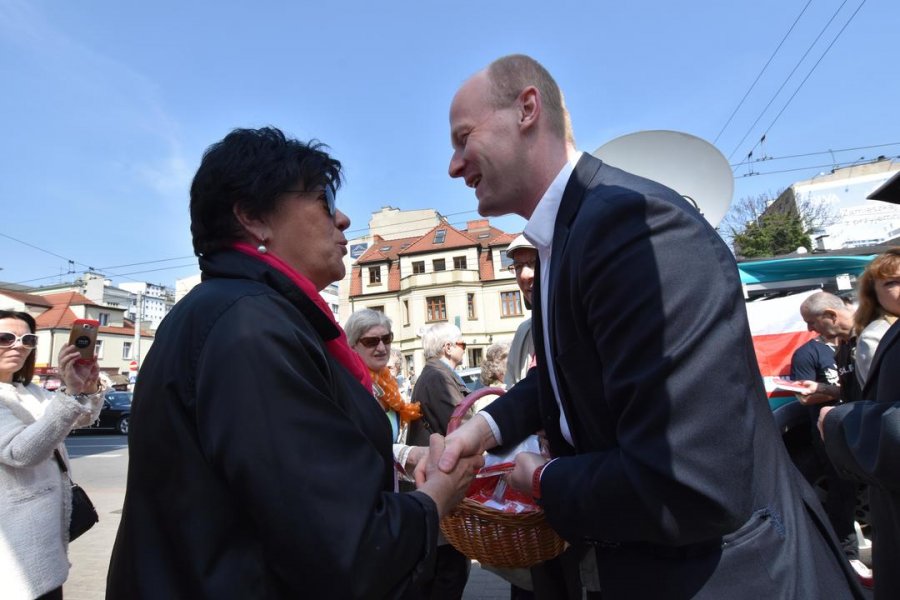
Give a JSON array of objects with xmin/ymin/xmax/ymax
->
[
  {"xmin": 0, "ymin": 288, "xmax": 53, "ymax": 307},
  {"xmin": 357, "ymin": 234, "xmax": 421, "ymax": 264},
  {"xmin": 40, "ymin": 291, "xmax": 102, "ymax": 307},
  {"xmin": 400, "ymin": 222, "xmax": 478, "ymax": 255}
]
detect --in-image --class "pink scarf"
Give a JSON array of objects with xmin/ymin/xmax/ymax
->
[{"xmin": 233, "ymin": 242, "xmax": 372, "ymax": 391}]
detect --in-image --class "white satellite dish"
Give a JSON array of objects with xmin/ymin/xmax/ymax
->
[{"xmin": 592, "ymin": 130, "xmax": 733, "ymax": 228}]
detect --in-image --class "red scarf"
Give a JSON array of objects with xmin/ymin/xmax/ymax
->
[{"xmin": 233, "ymin": 242, "xmax": 372, "ymax": 391}]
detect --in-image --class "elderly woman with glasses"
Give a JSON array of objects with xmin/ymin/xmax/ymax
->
[
  {"xmin": 0, "ymin": 309, "xmax": 103, "ymax": 600},
  {"xmin": 106, "ymin": 127, "xmax": 481, "ymax": 600},
  {"xmin": 345, "ymin": 309, "xmax": 423, "ymax": 476}
]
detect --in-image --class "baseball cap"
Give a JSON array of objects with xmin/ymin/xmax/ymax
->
[
  {"xmin": 867, "ymin": 171, "xmax": 900, "ymax": 204},
  {"xmin": 505, "ymin": 234, "xmax": 535, "ymax": 258}
]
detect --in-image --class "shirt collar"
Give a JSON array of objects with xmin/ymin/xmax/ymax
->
[{"xmin": 523, "ymin": 152, "xmax": 583, "ymax": 251}]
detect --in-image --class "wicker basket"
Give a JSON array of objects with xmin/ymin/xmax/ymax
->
[{"xmin": 439, "ymin": 387, "xmax": 566, "ymax": 568}]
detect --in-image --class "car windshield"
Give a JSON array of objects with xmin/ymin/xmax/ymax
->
[{"xmin": 106, "ymin": 392, "xmax": 133, "ymax": 405}]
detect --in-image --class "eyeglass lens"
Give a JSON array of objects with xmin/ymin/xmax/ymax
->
[
  {"xmin": 507, "ymin": 260, "xmax": 536, "ymax": 273},
  {"xmin": 0, "ymin": 332, "xmax": 38, "ymax": 348},
  {"xmin": 359, "ymin": 333, "xmax": 393, "ymax": 348}
]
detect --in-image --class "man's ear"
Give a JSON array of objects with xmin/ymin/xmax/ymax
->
[
  {"xmin": 518, "ymin": 85, "xmax": 541, "ymax": 132},
  {"xmin": 821, "ymin": 309, "xmax": 837, "ymax": 322},
  {"xmin": 233, "ymin": 204, "xmax": 270, "ymax": 244}
]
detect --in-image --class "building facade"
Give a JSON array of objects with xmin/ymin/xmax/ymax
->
[{"xmin": 347, "ymin": 217, "xmax": 528, "ymax": 376}]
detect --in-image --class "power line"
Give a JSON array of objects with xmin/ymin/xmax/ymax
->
[
  {"xmin": 728, "ymin": 0, "xmax": 856, "ymax": 162},
  {"xmin": 729, "ymin": 142, "xmax": 900, "ymax": 167},
  {"xmin": 736, "ymin": 155, "xmax": 896, "ymax": 178},
  {"xmin": 714, "ymin": 0, "xmax": 813, "ymax": 145}
]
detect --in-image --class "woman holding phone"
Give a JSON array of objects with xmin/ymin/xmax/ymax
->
[
  {"xmin": 0, "ymin": 310, "xmax": 103, "ymax": 600},
  {"xmin": 107, "ymin": 127, "xmax": 481, "ymax": 599}
]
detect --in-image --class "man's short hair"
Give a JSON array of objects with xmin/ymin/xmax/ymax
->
[
  {"xmin": 486, "ymin": 54, "xmax": 575, "ymax": 146},
  {"xmin": 422, "ymin": 323, "xmax": 462, "ymax": 360},
  {"xmin": 801, "ymin": 291, "xmax": 849, "ymax": 316}
]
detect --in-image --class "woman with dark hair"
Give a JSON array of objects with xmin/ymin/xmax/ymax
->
[
  {"xmin": 106, "ymin": 127, "xmax": 481, "ymax": 599},
  {"xmin": 0, "ymin": 310, "xmax": 103, "ymax": 600},
  {"xmin": 854, "ymin": 248, "xmax": 900, "ymax": 386}
]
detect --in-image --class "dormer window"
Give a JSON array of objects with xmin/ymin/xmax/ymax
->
[{"xmin": 433, "ymin": 229, "xmax": 447, "ymax": 244}]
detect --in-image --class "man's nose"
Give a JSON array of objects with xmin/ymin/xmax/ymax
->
[{"xmin": 448, "ymin": 151, "xmax": 464, "ymax": 179}]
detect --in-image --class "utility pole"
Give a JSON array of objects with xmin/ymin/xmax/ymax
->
[{"xmin": 132, "ymin": 292, "xmax": 142, "ymax": 373}]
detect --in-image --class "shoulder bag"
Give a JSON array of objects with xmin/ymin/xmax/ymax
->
[{"xmin": 53, "ymin": 448, "xmax": 99, "ymax": 541}]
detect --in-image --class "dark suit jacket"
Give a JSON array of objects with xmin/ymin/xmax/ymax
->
[
  {"xmin": 824, "ymin": 319, "xmax": 900, "ymax": 599},
  {"xmin": 406, "ymin": 359, "xmax": 471, "ymax": 446},
  {"xmin": 483, "ymin": 154, "xmax": 863, "ymax": 599}
]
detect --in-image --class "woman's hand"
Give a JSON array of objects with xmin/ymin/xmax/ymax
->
[
  {"xmin": 416, "ymin": 434, "xmax": 483, "ymax": 518},
  {"xmin": 58, "ymin": 344, "xmax": 100, "ymax": 396}
]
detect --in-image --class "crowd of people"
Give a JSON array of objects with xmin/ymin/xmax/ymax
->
[{"xmin": 3, "ymin": 53, "xmax": 899, "ymax": 600}]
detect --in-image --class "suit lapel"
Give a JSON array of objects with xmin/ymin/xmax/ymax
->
[{"xmin": 862, "ymin": 319, "xmax": 900, "ymax": 399}]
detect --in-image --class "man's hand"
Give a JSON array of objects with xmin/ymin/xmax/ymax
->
[
  {"xmin": 508, "ymin": 451, "xmax": 548, "ymax": 495},
  {"xmin": 818, "ymin": 406, "xmax": 835, "ymax": 439},
  {"xmin": 793, "ymin": 380, "xmax": 840, "ymax": 405},
  {"xmin": 431, "ymin": 413, "xmax": 497, "ymax": 476},
  {"xmin": 415, "ymin": 434, "xmax": 484, "ymax": 518}
]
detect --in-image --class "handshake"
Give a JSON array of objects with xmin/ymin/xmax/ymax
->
[{"xmin": 410, "ymin": 413, "xmax": 549, "ymax": 517}]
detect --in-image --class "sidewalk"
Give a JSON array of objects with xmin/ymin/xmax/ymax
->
[{"xmin": 63, "ymin": 452, "xmax": 511, "ymax": 599}]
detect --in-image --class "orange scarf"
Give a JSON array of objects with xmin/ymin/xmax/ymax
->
[{"xmin": 371, "ymin": 368, "xmax": 421, "ymax": 424}]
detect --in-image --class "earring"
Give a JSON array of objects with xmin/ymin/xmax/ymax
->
[{"xmin": 257, "ymin": 241, "xmax": 268, "ymax": 254}]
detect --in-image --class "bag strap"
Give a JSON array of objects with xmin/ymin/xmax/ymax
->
[{"xmin": 53, "ymin": 449, "xmax": 70, "ymax": 475}]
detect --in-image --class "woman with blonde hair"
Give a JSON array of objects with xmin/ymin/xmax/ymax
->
[{"xmin": 855, "ymin": 248, "xmax": 900, "ymax": 386}]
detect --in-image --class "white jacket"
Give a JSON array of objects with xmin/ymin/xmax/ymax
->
[{"xmin": 0, "ymin": 382, "xmax": 103, "ymax": 600}]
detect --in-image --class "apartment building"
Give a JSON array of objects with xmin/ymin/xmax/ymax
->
[
  {"xmin": 347, "ymin": 218, "xmax": 528, "ymax": 375},
  {"xmin": 0, "ymin": 287, "xmax": 153, "ymax": 386}
]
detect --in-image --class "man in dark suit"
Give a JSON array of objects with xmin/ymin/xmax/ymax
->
[
  {"xmin": 436, "ymin": 54, "xmax": 864, "ymax": 598},
  {"xmin": 821, "ymin": 311, "xmax": 900, "ymax": 600}
]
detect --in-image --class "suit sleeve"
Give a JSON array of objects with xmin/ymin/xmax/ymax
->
[
  {"xmin": 195, "ymin": 296, "xmax": 437, "ymax": 598},
  {"xmin": 540, "ymin": 187, "xmax": 760, "ymax": 545},
  {"xmin": 823, "ymin": 401, "xmax": 900, "ymax": 491}
]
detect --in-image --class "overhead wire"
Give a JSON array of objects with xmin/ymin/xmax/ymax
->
[
  {"xmin": 727, "ymin": 0, "xmax": 856, "ymax": 162},
  {"xmin": 713, "ymin": 0, "xmax": 814, "ymax": 145}
]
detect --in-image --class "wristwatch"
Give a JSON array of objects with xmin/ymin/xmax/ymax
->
[{"xmin": 532, "ymin": 462, "xmax": 549, "ymax": 501}]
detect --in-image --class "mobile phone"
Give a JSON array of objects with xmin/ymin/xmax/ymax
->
[{"xmin": 68, "ymin": 319, "xmax": 100, "ymax": 363}]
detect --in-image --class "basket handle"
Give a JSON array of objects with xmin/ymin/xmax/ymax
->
[{"xmin": 447, "ymin": 387, "xmax": 506, "ymax": 434}]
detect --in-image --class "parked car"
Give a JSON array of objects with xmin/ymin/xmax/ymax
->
[
  {"xmin": 458, "ymin": 367, "xmax": 483, "ymax": 393},
  {"xmin": 87, "ymin": 390, "xmax": 132, "ymax": 435}
]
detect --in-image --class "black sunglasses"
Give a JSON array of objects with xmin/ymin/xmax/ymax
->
[
  {"xmin": 283, "ymin": 183, "xmax": 337, "ymax": 216},
  {"xmin": 0, "ymin": 332, "xmax": 38, "ymax": 349},
  {"xmin": 357, "ymin": 332, "xmax": 393, "ymax": 348}
]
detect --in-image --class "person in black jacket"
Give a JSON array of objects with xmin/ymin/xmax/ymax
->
[{"xmin": 106, "ymin": 127, "xmax": 481, "ymax": 599}]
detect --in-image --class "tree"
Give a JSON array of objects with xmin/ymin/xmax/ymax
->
[{"xmin": 717, "ymin": 189, "xmax": 837, "ymax": 258}]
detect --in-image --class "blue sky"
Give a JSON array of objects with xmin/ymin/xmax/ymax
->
[{"xmin": 1, "ymin": 0, "xmax": 896, "ymax": 289}]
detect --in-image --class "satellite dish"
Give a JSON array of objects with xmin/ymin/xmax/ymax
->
[{"xmin": 592, "ymin": 130, "xmax": 733, "ymax": 228}]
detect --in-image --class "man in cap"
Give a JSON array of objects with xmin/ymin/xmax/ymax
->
[
  {"xmin": 505, "ymin": 234, "xmax": 537, "ymax": 387},
  {"xmin": 433, "ymin": 53, "xmax": 864, "ymax": 598}
]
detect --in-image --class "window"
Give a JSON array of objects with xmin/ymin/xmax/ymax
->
[
  {"xmin": 412, "ymin": 261, "xmax": 425, "ymax": 274},
  {"xmin": 467, "ymin": 293, "xmax": 476, "ymax": 320},
  {"xmin": 94, "ymin": 339, "xmax": 104, "ymax": 359},
  {"xmin": 499, "ymin": 251, "xmax": 514, "ymax": 273},
  {"xmin": 500, "ymin": 291, "xmax": 523, "ymax": 316},
  {"xmin": 98, "ymin": 312, "xmax": 109, "ymax": 326},
  {"xmin": 453, "ymin": 256, "xmax": 467, "ymax": 270},
  {"xmin": 426, "ymin": 296, "xmax": 447, "ymax": 321},
  {"xmin": 370, "ymin": 305, "xmax": 384, "ymax": 313},
  {"xmin": 433, "ymin": 259, "xmax": 446, "ymax": 272},
  {"xmin": 403, "ymin": 300, "xmax": 410, "ymax": 325},
  {"xmin": 433, "ymin": 229, "xmax": 447, "ymax": 244},
  {"xmin": 122, "ymin": 341, "xmax": 132, "ymax": 359},
  {"xmin": 468, "ymin": 348, "xmax": 483, "ymax": 369},
  {"xmin": 368, "ymin": 266, "xmax": 381, "ymax": 284},
  {"xmin": 380, "ymin": 245, "xmax": 392, "ymax": 252}
]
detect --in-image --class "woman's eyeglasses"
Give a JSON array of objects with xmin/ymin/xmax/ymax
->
[
  {"xmin": 283, "ymin": 183, "xmax": 337, "ymax": 217},
  {"xmin": 357, "ymin": 332, "xmax": 393, "ymax": 348},
  {"xmin": 0, "ymin": 332, "xmax": 38, "ymax": 349}
]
